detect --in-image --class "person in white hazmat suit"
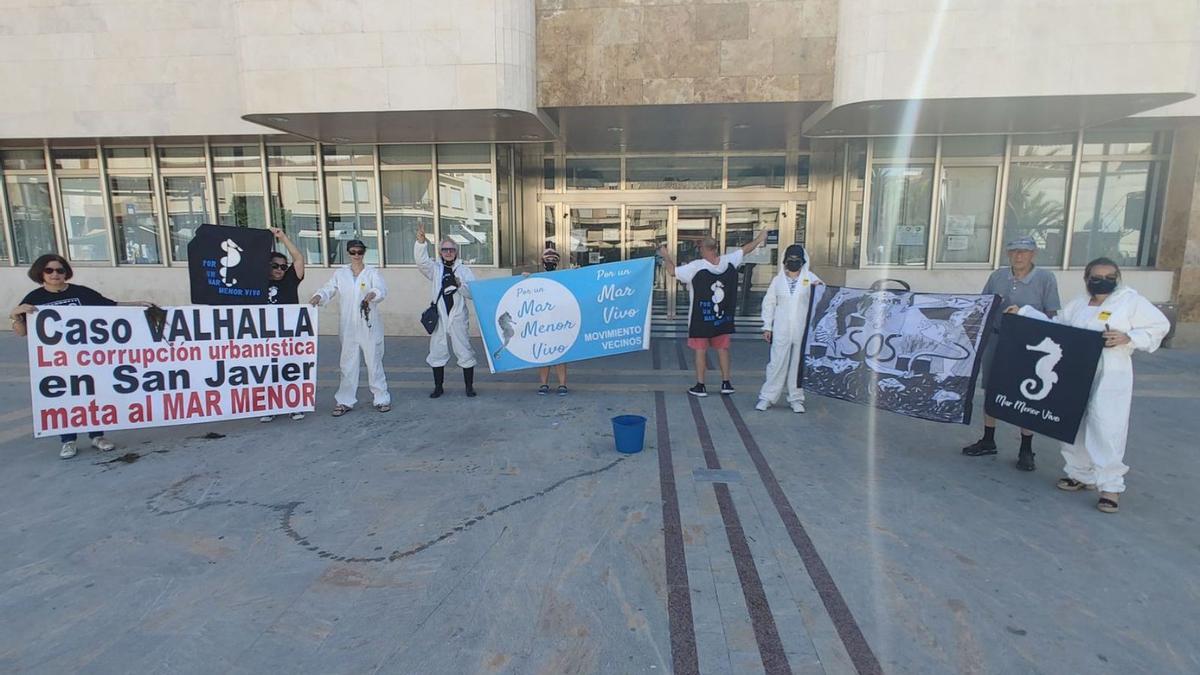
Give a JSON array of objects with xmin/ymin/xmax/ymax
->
[
  {"xmin": 308, "ymin": 239, "xmax": 391, "ymax": 416},
  {"xmin": 415, "ymin": 223, "xmax": 478, "ymax": 398},
  {"xmin": 756, "ymin": 244, "xmax": 823, "ymax": 413},
  {"xmin": 1011, "ymin": 257, "xmax": 1169, "ymax": 514}
]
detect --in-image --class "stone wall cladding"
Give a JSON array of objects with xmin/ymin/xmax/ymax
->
[{"xmin": 536, "ymin": 0, "xmax": 836, "ymax": 107}]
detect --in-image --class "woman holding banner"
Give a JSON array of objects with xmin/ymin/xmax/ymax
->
[
  {"xmin": 415, "ymin": 224, "xmax": 478, "ymax": 398},
  {"xmin": 9, "ymin": 254, "xmax": 152, "ymax": 459},
  {"xmin": 1010, "ymin": 257, "xmax": 1170, "ymax": 513},
  {"xmin": 532, "ymin": 246, "xmax": 569, "ymax": 396}
]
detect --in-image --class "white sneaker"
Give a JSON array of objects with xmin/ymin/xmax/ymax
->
[
  {"xmin": 790, "ymin": 402, "xmax": 806, "ymax": 414},
  {"xmin": 59, "ymin": 441, "xmax": 77, "ymax": 459},
  {"xmin": 754, "ymin": 399, "xmax": 770, "ymax": 411},
  {"xmin": 92, "ymin": 436, "xmax": 116, "ymax": 451},
  {"xmin": 259, "ymin": 415, "xmax": 275, "ymax": 423},
  {"xmin": 290, "ymin": 412, "xmax": 305, "ymax": 421}
]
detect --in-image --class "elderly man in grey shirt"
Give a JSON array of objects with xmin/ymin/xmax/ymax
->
[{"xmin": 962, "ymin": 236, "xmax": 1061, "ymax": 470}]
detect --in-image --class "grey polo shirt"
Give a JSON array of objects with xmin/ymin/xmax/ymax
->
[{"xmin": 982, "ymin": 266, "xmax": 1061, "ymax": 331}]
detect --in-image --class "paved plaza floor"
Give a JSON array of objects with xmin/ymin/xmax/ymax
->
[{"xmin": 0, "ymin": 332, "xmax": 1197, "ymax": 674}]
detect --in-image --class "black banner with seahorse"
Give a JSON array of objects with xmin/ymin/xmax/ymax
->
[
  {"xmin": 984, "ymin": 314, "xmax": 1104, "ymax": 443},
  {"xmin": 187, "ymin": 224, "xmax": 274, "ymax": 305},
  {"xmin": 798, "ymin": 284, "xmax": 1000, "ymax": 424}
]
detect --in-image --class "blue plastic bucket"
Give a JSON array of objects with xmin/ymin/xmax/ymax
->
[{"xmin": 611, "ymin": 415, "xmax": 647, "ymax": 454}]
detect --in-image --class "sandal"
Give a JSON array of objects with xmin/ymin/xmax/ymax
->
[
  {"xmin": 537, "ymin": 384, "xmax": 550, "ymax": 396},
  {"xmin": 331, "ymin": 404, "xmax": 352, "ymax": 417},
  {"xmin": 1097, "ymin": 492, "xmax": 1120, "ymax": 513},
  {"xmin": 375, "ymin": 404, "xmax": 391, "ymax": 413},
  {"xmin": 556, "ymin": 385, "xmax": 569, "ymax": 396},
  {"xmin": 1056, "ymin": 477, "xmax": 1095, "ymax": 492}
]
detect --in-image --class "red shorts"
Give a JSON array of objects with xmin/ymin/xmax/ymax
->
[{"xmin": 687, "ymin": 334, "xmax": 732, "ymax": 350}]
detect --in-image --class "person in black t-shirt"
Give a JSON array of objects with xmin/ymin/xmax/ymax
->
[
  {"xmin": 9, "ymin": 254, "xmax": 152, "ymax": 460},
  {"xmin": 261, "ymin": 228, "xmax": 307, "ymax": 423}
]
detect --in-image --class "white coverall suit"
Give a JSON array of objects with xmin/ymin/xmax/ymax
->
[
  {"xmin": 415, "ymin": 241, "xmax": 478, "ymax": 369},
  {"xmin": 758, "ymin": 254, "xmax": 822, "ymax": 407},
  {"xmin": 1020, "ymin": 286, "xmax": 1169, "ymax": 492},
  {"xmin": 313, "ymin": 265, "xmax": 390, "ymax": 408}
]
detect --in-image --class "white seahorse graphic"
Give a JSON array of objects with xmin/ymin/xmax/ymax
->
[
  {"xmin": 710, "ymin": 280, "xmax": 725, "ymax": 318},
  {"xmin": 219, "ymin": 239, "xmax": 243, "ymax": 287},
  {"xmin": 1019, "ymin": 337, "xmax": 1062, "ymax": 401}
]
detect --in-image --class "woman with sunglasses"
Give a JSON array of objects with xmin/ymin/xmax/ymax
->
[
  {"xmin": 309, "ymin": 239, "xmax": 391, "ymax": 416},
  {"xmin": 9, "ymin": 254, "xmax": 152, "ymax": 459},
  {"xmin": 415, "ymin": 223, "xmax": 478, "ymax": 398},
  {"xmin": 1010, "ymin": 257, "xmax": 1170, "ymax": 513}
]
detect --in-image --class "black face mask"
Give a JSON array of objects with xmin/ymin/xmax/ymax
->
[
  {"xmin": 1086, "ymin": 277, "xmax": 1118, "ymax": 296},
  {"xmin": 784, "ymin": 259, "xmax": 803, "ymax": 272},
  {"xmin": 543, "ymin": 262, "xmax": 557, "ymax": 272}
]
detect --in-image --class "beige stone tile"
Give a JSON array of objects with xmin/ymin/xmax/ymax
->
[
  {"xmin": 380, "ymin": 32, "xmax": 426, "ymax": 67},
  {"xmin": 694, "ymin": 75, "xmax": 748, "ymax": 102},
  {"xmin": 598, "ymin": 78, "xmax": 645, "ymax": 105},
  {"xmin": 719, "ymin": 39, "xmax": 772, "ymax": 76},
  {"xmin": 456, "ymin": 64, "xmax": 501, "ymax": 107},
  {"xmin": 798, "ymin": 0, "xmax": 837, "ymax": 37},
  {"xmin": 387, "ymin": 64, "xmax": 458, "ymax": 108},
  {"xmin": 289, "ymin": 0, "xmax": 364, "ymax": 34},
  {"xmin": 748, "ymin": 1, "xmax": 802, "ymax": 41},
  {"xmin": 662, "ymin": 40, "xmax": 720, "ymax": 78},
  {"xmin": 772, "ymin": 36, "xmax": 834, "ymax": 75},
  {"xmin": 640, "ymin": 5, "xmax": 696, "ymax": 43},
  {"xmin": 594, "ymin": 7, "xmax": 642, "ymax": 45},
  {"xmin": 642, "ymin": 77, "xmax": 697, "ymax": 104},
  {"xmin": 692, "ymin": 3, "xmax": 749, "ymax": 41},
  {"xmin": 796, "ymin": 72, "xmax": 833, "ymax": 99},
  {"xmin": 746, "ymin": 74, "xmax": 800, "ymax": 101},
  {"xmin": 537, "ymin": 9, "xmax": 596, "ymax": 46}
]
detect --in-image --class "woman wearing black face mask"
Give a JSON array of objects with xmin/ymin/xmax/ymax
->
[{"xmin": 1009, "ymin": 257, "xmax": 1169, "ymax": 513}]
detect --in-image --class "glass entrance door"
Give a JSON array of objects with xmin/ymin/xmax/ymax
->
[
  {"xmin": 567, "ymin": 207, "xmax": 621, "ymax": 267},
  {"xmin": 626, "ymin": 207, "xmax": 670, "ymax": 315},
  {"xmin": 673, "ymin": 206, "xmax": 721, "ymax": 317},
  {"xmin": 725, "ymin": 206, "xmax": 780, "ymax": 316}
]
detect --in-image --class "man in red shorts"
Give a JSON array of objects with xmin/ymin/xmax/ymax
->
[{"xmin": 658, "ymin": 228, "xmax": 773, "ymax": 397}]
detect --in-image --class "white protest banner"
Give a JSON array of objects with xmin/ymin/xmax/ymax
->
[{"xmin": 26, "ymin": 305, "xmax": 318, "ymax": 438}]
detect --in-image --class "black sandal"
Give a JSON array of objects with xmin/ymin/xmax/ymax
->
[
  {"xmin": 1056, "ymin": 477, "xmax": 1094, "ymax": 492},
  {"xmin": 1097, "ymin": 493, "xmax": 1120, "ymax": 513}
]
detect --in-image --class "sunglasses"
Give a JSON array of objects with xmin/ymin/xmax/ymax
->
[
  {"xmin": 269, "ymin": 263, "xmax": 289, "ymax": 270},
  {"xmin": 348, "ymin": 249, "xmax": 365, "ymax": 256},
  {"xmin": 1087, "ymin": 275, "xmax": 1118, "ymax": 283},
  {"xmin": 43, "ymin": 267, "xmax": 66, "ymax": 275},
  {"xmin": 440, "ymin": 247, "xmax": 457, "ymax": 253}
]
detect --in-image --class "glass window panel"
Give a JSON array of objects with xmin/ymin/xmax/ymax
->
[
  {"xmin": 568, "ymin": 207, "xmax": 621, "ymax": 267},
  {"xmin": 1012, "ymin": 133, "xmax": 1075, "ymax": 158},
  {"xmin": 53, "ymin": 147, "xmax": 99, "ymax": 171},
  {"xmin": 726, "ymin": 207, "xmax": 780, "ymax": 316},
  {"xmin": 848, "ymin": 140, "xmax": 867, "ymax": 190},
  {"xmin": 158, "ymin": 146, "xmax": 206, "ymax": 169},
  {"xmin": 673, "ymin": 207, "xmax": 720, "ymax": 308},
  {"xmin": 3, "ymin": 149, "xmax": 47, "ymax": 171},
  {"xmin": 626, "ymin": 207, "xmax": 668, "ymax": 261},
  {"xmin": 269, "ymin": 172, "xmax": 322, "ymax": 265},
  {"xmin": 941, "ymin": 135, "xmax": 1005, "ymax": 158},
  {"xmin": 438, "ymin": 169, "xmax": 493, "ymax": 265},
  {"xmin": 214, "ymin": 173, "xmax": 266, "ymax": 228},
  {"xmin": 437, "ymin": 143, "xmax": 491, "ymax": 165},
  {"xmin": 728, "ymin": 156, "xmax": 785, "ymax": 189},
  {"xmin": 326, "ymin": 171, "xmax": 378, "ymax": 265},
  {"xmin": 867, "ymin": 165, "xmax": 933, "ymax": 265},
  {"xmin": 1070, "ymin": 161, "xmax": 1160, "ymax": 268},
  {"xmin": 795, "ymin": 202, "xmax": 808, "ymax": 246},
  {"xmin": 1082, "ymin": 131, "xmax": 1158, "ymax": 156},
  {"xmin": 322, "ymin": 144, "xmax": 373, "ymax": 167},
  {"xmin": 565, "ymin": 158, "xmax": 619, "ymax": 190},
  {"xmin": 267, "ymin": 144, "xmax": 316, "ymax": 168},
  {"xmin": 109, "ymin": 175, "xmax": 161, "ymax": 264},
  {"xmin": 544, "ymin": 205, "xmax": 557, "ymax": 249},
  {"xmin": 626, "ymin": 156, "xmax": 722, "ymax": 190},
  {"xmin": 59, "ymin": 176, "xmax": 109, "ymax": 261},
  {"xmin": 211, "ymin": 145, "xmax": 261, "ymax": 169},
  {"xmin": 543, "ymin": 158, "xmax": 555, "ymax": 190},
  {"xmin": 380, "ymin": 169, "xmax": 434, "ymax": 265},
  {"xmin": 797, "ymin": 155, "xmax": 811, "ymax": 189},
  {"xmin": 379, "ymin": 144, "xmax": 432, "ymax": 166},
  {"xmin": 1003, "ymin": 162, "xmax": 1071, "ymax": 267},
  {"xmin": 104, "ymin": 147, "xmax": 151, "ymax": 170},
  {"xmin": 163, "ymin": 176, "xmax": 208, "ymax": 262},
  {"xmin": 5, "ymin": 175, "xmax": 56, "ymax": 264},
  {"xmin": 936, "ymin": 166, "xmax": 998, "ymax": 263},
  {"xmin": 872, "ymin": 137, "xmax": 937, "ymax": 159}
]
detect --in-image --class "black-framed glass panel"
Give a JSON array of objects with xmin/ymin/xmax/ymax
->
[
  {"xmin": 163, "ymin": 175, "xmax": 208, "ymax": 262},
  {"xmin": 1004, "ymin": 162, "xmax": 1070, "ymax": 266},
  {"xmin": 325, "ymin": 171, "xmax": 379, "ymax": 265},
  {"xmin": 437, "ymin": 143, "xmax": 490, "ymax": 165},
  {"xmin": 797, "ymin": 155, "xmax": 811, "ymax": 190},
  {"xmin": 158, "ymin": 146, "xmax": 206, "ymax": 169},
  {"xmin": 211, "ymin": 145, "xmax": 261, "ymax": 169},
  {"xmin": 379, "ymin": 144, "xmax": 432, "ymax": 166},
  {"xmin": 867, "ymin": 165, "xmax": 933, "ymax": 266},
  {"xmin": 269, "ymin": 172, "xmax": 322, "ymax": 265},
  {"xmin": 727, "ymin": 156, "xmax": 785, "ymax": 189},
  {"xmin": 1013, "ymin": 133, "xmax": 1075, "ymax": 159},
  {"xmin": 322, "ymin": 144, "xmax": 373, "ymax": 167},
  {"xmin": 872, "ymin": 137, "xmax": 937, "ymax": 159},
  {"xmin": 5, "ymin": 175, "xmax": 56, "ymax": 264},
  {"xmin": 568, "ymin": 207, "xmax": 621, "ymax": 267},
  {"xmin": 109, "ymin": 175, "xmax": 161, "ymax": 264},
  {"xmin": 726, "ymin": 206, "xmax": 780, "ymax": 316},
  {"xmin": 2, "ymin": 149, "xmax": 47, "ymax": 171},
  {"xmin": 215, "ymin": 173, "xmax": 266, "ymax": 228},
  {"xmin": 53, "ymin": 147, "xmax": 99, "ymax": 171},
  {"xmin": 941, "ymin": 135, "xmax": 1005, "ymax": 158},
  {"xmin": 381, "ymin": 169, "xmax": 434, "ymax": 265},
  {"xmin": 673, "ymin": 206, "xmax": 720, "ymax": 309},
  {"xmin": 1070, "ymin": 160, "xmax": 1161, "ymax": 268},
  {"xmin": 268, "ymin": 144, "xmax": 317, "ymax": 168},
  {"xmin": 543, "ymin": 205, "xmax": 557, "ymax": 249},
  {"xmin": 566, "ymin": 158, "xmax": 620, "ymax": 190},
  {"xmin": 59, "ymin": 176, "xmax": 109, "ymax": 261},
  {"xmin": 936, "ymin": 165, "xmax": 998, "ymax": 263},
  {"xmin": 105, "ymin": 147, "xmax": 152, "ymax": 171},
  {"xmin": 1082, "ymin": 131, "xmax": 1159, "ymax": 156},
  {"xmin": 543, "ymin": 158, "xmax": 555, "ymax": 190},
  {"xmin": 625, "ymin": 156, "xmax": 722, "ymax": 189},
  {"xmin": 438, "ymin": 169, "xmax": 493, "ymax": 265}
]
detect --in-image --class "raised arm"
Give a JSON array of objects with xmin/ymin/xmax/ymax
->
[
  {"xmin": 740, "ymin": 228, "xmax": 772, "ymax": 257},
  {"xmin": 272, "ymin": 227, "xmax": 305, "ymax": 280},
  {"xmin": 414, "ymin": 223, "xmax": 435, "ymax": 279},
  {"xmin": 656, "ymin": 244, "xmax": 677, "ymax": 276}
]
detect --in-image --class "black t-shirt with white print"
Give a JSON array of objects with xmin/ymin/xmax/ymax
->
[
  {"xmin": 21, "ymin": 284, "xmax": 117, "ymax": 308},
  {"xmin": 266, "ymin": 266, "xmax": 301, "ymax": 304}
]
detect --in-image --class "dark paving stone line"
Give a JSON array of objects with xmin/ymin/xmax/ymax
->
[
  {"xmin": 688, "ymin": 395, "xmax": 792, "ymax": 675},
  {"xmin": 675, "ymin": 339, "xmax": 689, "ymax": 372},
  {"xmin": 721, "ymin": 396, "xmax": 884, "ymax": 675},
  {"xmin": 651, "ymin": 338, "xmax": 662, "ymax": 371},
  {"xmin": 654, "ymin": 391, "xmax": 700, "ymax": 675}
]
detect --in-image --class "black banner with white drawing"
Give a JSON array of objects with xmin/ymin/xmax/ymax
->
[
  {"xmin": 187, "ymin": 224, "xmax": 274, "ymax": 305},
  {"xmin": 984, "ymin": 314, "xmax": 1104, "ymax": 443}
]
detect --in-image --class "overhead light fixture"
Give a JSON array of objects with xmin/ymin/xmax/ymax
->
[
  {"xmin": 331, "ymin": 136, "xmax": 350, "ymax": 143},
  {"xmin": 607, "ymin": 126, "xmax": 623, "ymax": 133},
  {"xmin": 267, "ymin": 116, "xmax": 290, "ymax": 123},
  {"xmin": 492, "ymin": 111, "xmax": 513, "ymax": 119}
]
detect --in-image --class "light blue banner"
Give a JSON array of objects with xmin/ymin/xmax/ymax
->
[{"xmin": 470, "ymin": 258, "xmax": 655, "ymax": 373}]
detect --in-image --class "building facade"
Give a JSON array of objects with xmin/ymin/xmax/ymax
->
[{"xmin": 2, "ymin": 0, "xmax": 1199, "ymax": 334}]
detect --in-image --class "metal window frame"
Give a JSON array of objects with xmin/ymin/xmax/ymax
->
[
  {"xmin": 103, "ymin": 143, "xmax": 167, "ymax": 267},
  {"xmin": 377, "ymin": 145, "xmax": 435, "ymax": 267},
  {"xmin": 931, "ymin": 149, "xmax": 1005, "ymax": 269},
  {"xmin": 52, "ymin": 143, "xmax": 112, "ymax": 266}
]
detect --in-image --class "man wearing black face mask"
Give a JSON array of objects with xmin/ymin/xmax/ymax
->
[
  {"xmin": 527, "ymin": 246, "xmax": 569, "ymax": 395},
  {"xmin": 756, "ymin": 244, "xmax": 822, "ymax": 412}
]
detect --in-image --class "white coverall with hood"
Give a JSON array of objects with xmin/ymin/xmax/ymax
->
[
  {"xmin": 1019, "ymin": 285, "xmax": 1169, "ymax": 493},
  {"xmin": 312, "ymin": 265, "xmax": 390, "ymax": 408},
  {"xmin": 758, "ymin": 246, "xmax": 822, "ymax": 407},
  {"xmin": 416, "ymin": 240, "xmax": 478, "ymax": 368}
]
